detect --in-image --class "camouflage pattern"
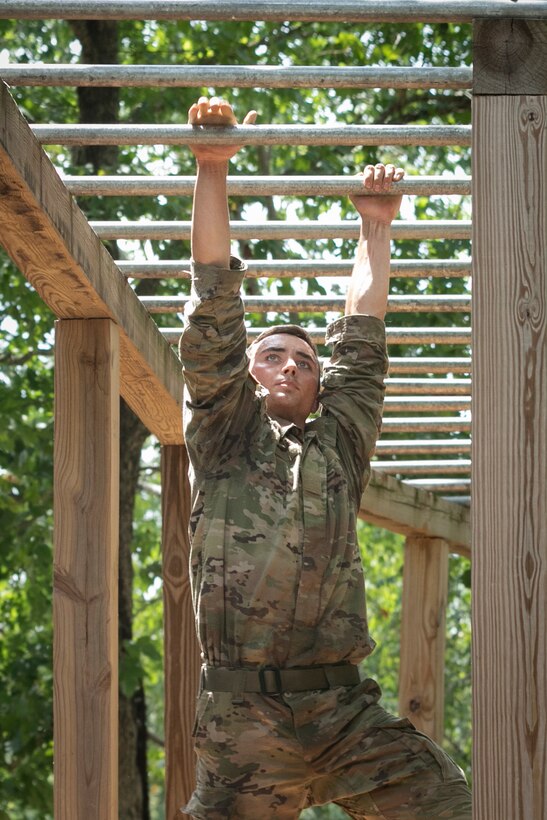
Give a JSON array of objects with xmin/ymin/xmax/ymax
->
[
  {"xmin": 179, "ymin": 258, "xmax": 471, "ymax": 818},
  {"xmin": 185, "ymin": 678, "xmax": 471, "ymax": 818}
]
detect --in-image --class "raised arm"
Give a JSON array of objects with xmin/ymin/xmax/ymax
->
[
  {"xmin": 345, "ymin": 163, "xmax": 404, "ymax": 318},
  {"xmin": 188, "ymin": 96, "xmax": 256, "ymax": 266},
  {"xmin": 180, "ymin": 98, "xmax": 258, "ymax": 469}
]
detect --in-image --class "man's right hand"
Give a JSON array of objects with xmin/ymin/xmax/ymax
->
[{"xmin": 188, "ymin": 96, "xmax": 257, "ymax": 164}]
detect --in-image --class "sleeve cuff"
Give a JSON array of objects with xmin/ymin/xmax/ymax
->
[
  {"xmin": 325, "ymin": 314, "xmax": 386, "ymax": 348},
  {"xmin": 190, "ymin": 255, "xmax": 247, "ymax": 299}
]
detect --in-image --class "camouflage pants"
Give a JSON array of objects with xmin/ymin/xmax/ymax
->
[{"xmin": 183, "ymin": 677, "xmax": 471, "ymax": 819}]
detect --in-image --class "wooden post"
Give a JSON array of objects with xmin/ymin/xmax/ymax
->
[
  {"xmin": 398, "ymin": 536, "xmax": 449, "ymax": 742},
  {"xmin": 472, "ymin": 19, "xmax": 547, "ymax": 819},
  {"xmin": 53, "ymin": 319, "xmax": 119, "ymax": 819},
  {"xmin": 161, "ymin": 445, "xmax": 201, "ymax": 818}
]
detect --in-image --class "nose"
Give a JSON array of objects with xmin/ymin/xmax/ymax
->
[{"xmin": 282, "ymin": 357, "xmax": 297, "ymax": 375}]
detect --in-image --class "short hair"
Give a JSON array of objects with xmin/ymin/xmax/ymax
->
[{"xmin": 247, "ymin": 324, "xmax": 319, "ymax": 362}]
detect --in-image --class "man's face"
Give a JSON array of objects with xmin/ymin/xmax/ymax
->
[{"xmin": 249, "ymin": 333, "xmax": 320, "ymax": 428}]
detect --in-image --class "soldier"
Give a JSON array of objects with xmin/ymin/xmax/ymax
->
[{"xmin": 178, "ymin": 96, "xmax": 472, "ymax": 819}]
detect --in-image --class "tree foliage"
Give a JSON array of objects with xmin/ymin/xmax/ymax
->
[{"xmin": 1, "ymin": 16, "xmax": 471, "ymax": 818}]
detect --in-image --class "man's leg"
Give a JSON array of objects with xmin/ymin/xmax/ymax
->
[
  {"xmin": 183, "ymin": 690, "xmax": 312, "ymax": 819},
  {"xmin": 333, "ymin": 724, "xmax": 472, "ymax": 819},
  {"xmin": 297, "ymin": 680, "xmax": 471, "ymax": 820}
]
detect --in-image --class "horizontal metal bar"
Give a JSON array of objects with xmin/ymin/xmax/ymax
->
[
  {"xmin": 381, "ymin": 418, "xmax": 471, "ymax": 433},
  {"xmin": 383, "ymin": 397, "xmax": 471, "ymax": 412},
  {"xmin": 118, "ymin": 258, "xmax": 472, "ymax": 279},
  {"xmin": 373, "ymin": 459, "xmax": 471, "ymax": 475},
  {"xmin": 95, "ymin": 219, "xmax": 472, "ymax": 240},
  {"xmin": 385, "ymin": 378, "xmax": 470, "ymax": 395},
  {"xmin": 62, "ymin": 174, "xmax": 472, "ymax": 197},
  {"xmin": 33, "ymin": 123, "xmax": 472, "ymax": 147},
  {"xmin": 3, "ymin": 1, "xmax": 545, "ymax": 22},
  {"xmin": 0, "ymin": 64, "xmax": 474, "ymax": 90},
  {"xmin": 160, "ymin": 326, "xmax": 471, "ymax": 345},
  {"xmin": 441, "ymin": 495, "xmax": 470, "ymax": 505},
  {"xmin": 401, "ymin": 477, "xmax": 471, "ymax": 492},
  {"xmin": 388, "ymin": 357, "xmax": 471, "ymax": 374},
  {"xmin": 375, "ymin": 439, "xmax": 471, "ymax": 454},
  {"xmin": 141, "ymin": 294, "xmax": 470, "ymax": 313}
]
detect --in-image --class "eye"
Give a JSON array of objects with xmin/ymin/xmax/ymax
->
[
  {"xmin": 297, "ymin": 360, "xmax": 311, "ymax": 369},
  {"xmin": 265, "ymin": 353, "xmax": 279, "ymax": 362}
]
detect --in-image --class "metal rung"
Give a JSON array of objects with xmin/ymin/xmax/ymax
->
[
  {"xmin": 62, "ymin": 174, "xmax": 471, "ymax": 197},
  {"xmin": 388, "ymin": 357, "xmax": 471, "ymax": 374},
  {"xmin": 33, "ymin": 123, "xmax": 472, "ymax": 147},
  {"xmin": 381, "ymin": 418, "xmax": 471, "ymax": 433},
  {"xmin": 383, "ymin": 397, "xmax": 471, "ymax": 412},
  {"xmin": 401, "ymin": 478, "xmax": 471, "ymax": 492},
  {"xmin": 0, "ymin": 65, "xmax": 473, "ymax": 90},
  {"xmin": 375, "ymin": 439, "xmax": 471, "ymax": 454},
  {"xmin": 117, "ymin": 259, "xmax": 472, "ymax": 279},
  {"xmin": 94, "ymin": 219, "xmax": 471, "ymax": 240},
  {"xmin": 4, "ymin": 1, "xmax": 546, "ymax": 23},
  {"xmin": 141, "ymin": 294, "xmax": 470, "ymax": 313},
  {"xmin": 373, "ymin": 459, "xmax": 471, "ymax": 475},
  {"xmin": 160, "ymin": 326, "xmax": 471, "ymax": 345},
  {"xmin": 385, "ymin": 378, "xmax": 470, "ymax": 395}
]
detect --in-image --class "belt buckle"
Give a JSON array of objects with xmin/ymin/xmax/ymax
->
[{"xmin": 258, "ymin": 666, "xmax": 283, "ymax": 695}]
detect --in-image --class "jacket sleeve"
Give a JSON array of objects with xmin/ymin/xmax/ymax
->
[
  {"xmin": 320, "ymin": 314, "xmax": 388, "ymax": 503},
  {"xmin": 178, "ymin": 256, "xmax": 258, "ymax": 470}
]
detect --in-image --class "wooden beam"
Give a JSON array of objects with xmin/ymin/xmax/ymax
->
[
  {"xmin": 472, "ymin": 19, "xmax": 547, "ymax": 820},
  {"xmin": 474, "ymin": 19, "xmax": 547, "ymax": 94},
  {"xmin": 53, "ymin": 319, "xmax": 119, "ymax": 819},
  {"xmin": 0, "ymin": 81, "xmax": 182, "ymax": 444},
  {"xmin": 399, "ymin": 536, "xmax": 449, "ymax": 743},
  {"xmin": 360, "ymin": 471, "xmax": 470, "ymax": 556},
  {"xmin": 161, "ymin": 446, "xmax": 200, "ymax": 819}
]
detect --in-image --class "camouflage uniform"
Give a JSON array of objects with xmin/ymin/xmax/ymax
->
[{"xmin": 179, "ymin": 258, "xmax": 472, "ymax": 819}]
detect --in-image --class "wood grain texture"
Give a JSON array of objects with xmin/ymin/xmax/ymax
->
[
  {"xmin": 53, "ymin": 319, "xmax": 119, "ymax": 819},
  {"xmin": 399, "ymin": 537, "xmax": 449, "ymax": 743},
  {"xmin": 0, "ymin": 81, "xmax": 182, "ymax": 444},
  {"xmin": 472, "ymin": 94, "xmax": 547, "ymax": 818},
  {"xmin": 361, "ymin": 471, "xmax": 470, "ymax": 556},
  {"xmin": 161, "ymin": 446, "xmax": 200, "ymax": 819},
  {"xmin": 473, "ymin": 19, "xmax": 547, "ymax": 95}
]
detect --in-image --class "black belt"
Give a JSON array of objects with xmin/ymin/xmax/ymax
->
[{"xmin": 201, "ymin": 663, "xmax": 360, "ymax": 695}]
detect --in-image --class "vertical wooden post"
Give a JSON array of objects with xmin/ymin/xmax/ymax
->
[
  {"xmin": 472, "ymin": 19, "xmax": 547, "ymax": 819},
  {"xmin": 399, "ymin": 536, "xmax": 449, "ymax": 742},
  {"xmin": 53, "ymin": 318, "xmax": 119, "ymax": 819},
  {"xmin": 162, "ymin": 445, "xmax": 201, "ymax": 819}
]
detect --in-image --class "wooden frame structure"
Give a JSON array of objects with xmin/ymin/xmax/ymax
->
[{"xmin": 0, "ymin": 3, "xmax": 546, "ymax": 817}]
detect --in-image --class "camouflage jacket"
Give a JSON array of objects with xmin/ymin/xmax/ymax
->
[{"xmin": 179, "ymin": 257, "xmax": 388, "ymax": 669}]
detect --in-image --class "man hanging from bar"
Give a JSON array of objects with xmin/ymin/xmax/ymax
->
[{"xmin": 178, "ymin": 96, "xmax": 472, "ymax": 820}]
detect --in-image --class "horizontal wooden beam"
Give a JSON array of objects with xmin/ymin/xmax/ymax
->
[
  {"xmin": 0, "ymin": 81, "xmax": 183, "ymax": 444},
  {"xmin": 361, "ymin": 470, "xmax": 470, "ymax": 556},
  {"xmin": 2, "ymin": 0, "xmax": 546, "ymax": 23}
]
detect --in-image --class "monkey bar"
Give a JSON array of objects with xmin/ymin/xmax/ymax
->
[
  {"xmin": 61, "ymin": 174, "xmax": 472, "ymax": 197},
  {"xmin": 1, "ymin": 64, "xmax": 473, "ymax": 89},
  {"xmin": 0, "ymin": 5, "xmax": 545, "ymax": 820},
  {"xmin": 3, "ymin": 0, "xmax": 547, "ymax": 22}
]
